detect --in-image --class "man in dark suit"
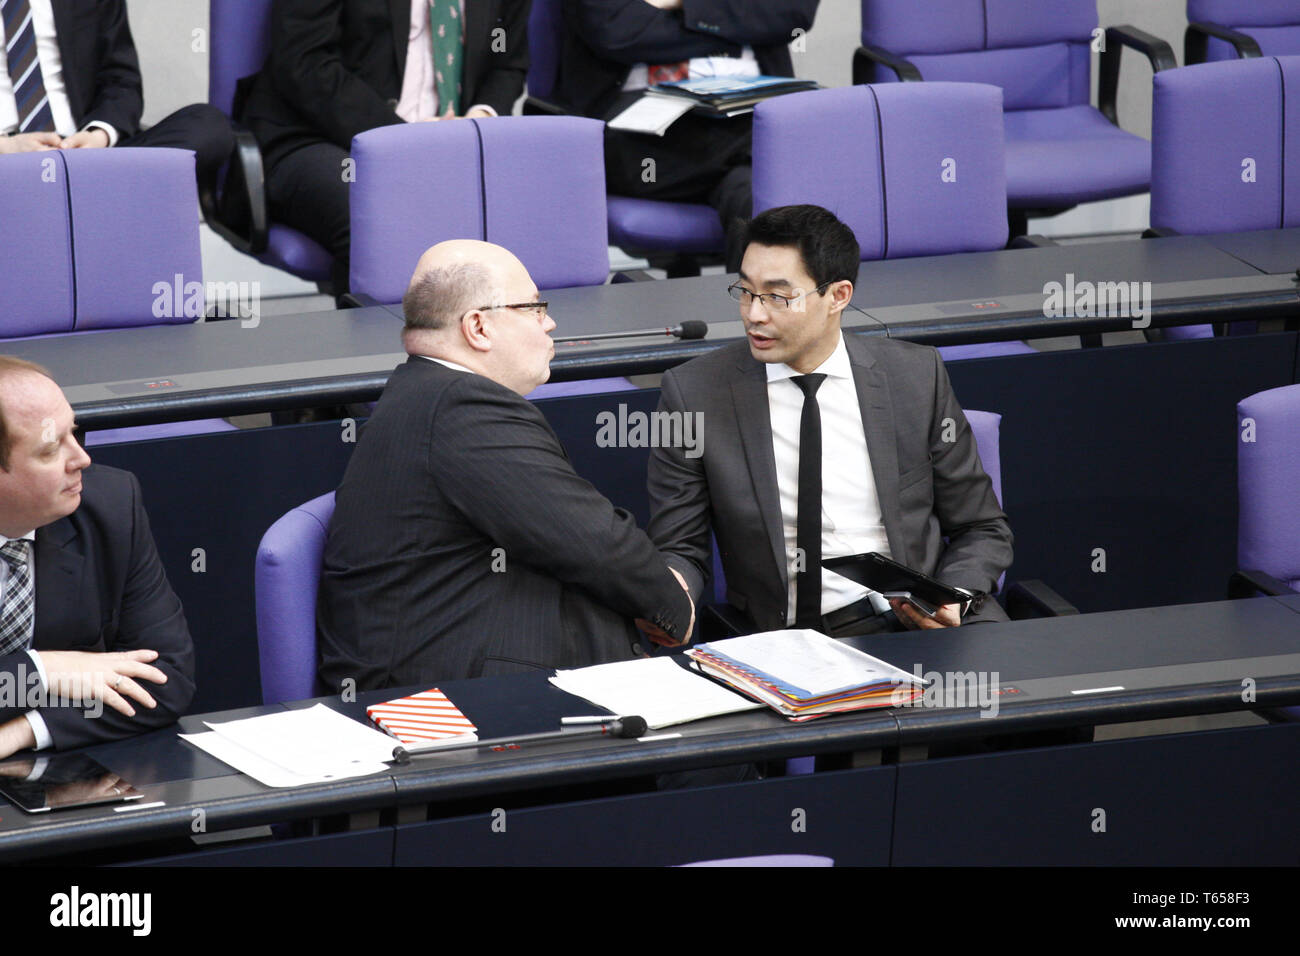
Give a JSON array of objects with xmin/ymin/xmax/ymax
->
[
  {"xmin": 554, "ymin": 0, "xmax": 820, "ymax": 270},
  {"xmin": 239, "ymin": 0, "xmax": 531, "ymax": 289},
  {"xmin": 317, "ymin": 239, "xmax": 695, "ymax": 692},
  {"xmin": 0, "ymin": 357, "xmax": 195, "ymax": 760},
  {"xmin": 648, "ymin": 205, "xmax": 1013, "ymax": 636},
  {"xmin": 0, "ymin": 0, "xmax": 234, "ymax": 188}
]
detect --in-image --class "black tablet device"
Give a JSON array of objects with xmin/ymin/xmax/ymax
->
[
  {"xmin": 824, "ymin": 552, "xmax": 982, "ymax": 617},
  {"xmin": 0, "ymin": 753, "xmax": 143, "ymax": 814}
]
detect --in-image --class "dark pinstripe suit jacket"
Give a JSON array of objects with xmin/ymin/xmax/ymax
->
[{"xmin": 317, "ymin": 356, "xmax": 693, "ymax": 692}]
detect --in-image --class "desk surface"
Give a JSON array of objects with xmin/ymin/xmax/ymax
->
[
  {"xmin": 1, "ymin": 596, "xmax": 1297, "ymax": 862},
  {"xmin": 6, "ymin": 233, "xmax": 1297, "ymax": 428}
]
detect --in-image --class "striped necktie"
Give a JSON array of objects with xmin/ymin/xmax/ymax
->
[
  {"xmin": 2, "ymin": 0, "xmax": 55, "ymax": 133},
  {"xmin": 0, "ymin": 539, "xmax": 35, "ymax": 656},
  {"xmin": 429, "ymin": 0, "xmax": 463, "ymax": 116}
]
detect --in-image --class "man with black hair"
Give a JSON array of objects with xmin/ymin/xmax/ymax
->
[{"xmin": 648, "ymin": 204, "xmax": 1013, "ymax": 636}]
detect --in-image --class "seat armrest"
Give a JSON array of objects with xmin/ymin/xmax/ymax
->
[
  {"xmin": 1100, "ymin": 25, "xmax": 1178, "ymax": 127},
  {"xmin": 338, "ymin": 291, "xmax": 382, "ymax": 309},
  {"xmin": 852, "ymin": 44, "xmax": 923, "ymax": 85},
  {"xmin": 1228, "ymin": 569, "xmax": 1298, "ymax": 599},
  {"xmin": 1008, "ymin": 234, "xmax": 1057, "ymax": 249},
  {"xmin": 200, "ymin": 124, "xmax": 269, "ymax": 256},
  {"xmin": 1005, "ymin": 579, "xmax": 1080, "ymax": 618},
  {"xmin": 1185, "ymin": 21, "xmax": 1263, "ymax": 66}
]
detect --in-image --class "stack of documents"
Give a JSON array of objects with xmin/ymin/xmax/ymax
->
[
  {"xmin": 180, "ymin": 704, "xmax": 399, "ymax": 788},
  {"xmin": 651, "ymin": 75, "xmax": 820, "ymax": 116},
  {"xmin": 550, "ymin": 656, "xmax": 762, "ymax": 729},
  {"xmin": 367, "ymin": 688, "xmax": 478, "ymax": 747},
  {"xmin": 685, "ymin": 630, "xmax": 925, "ymax": 721}
]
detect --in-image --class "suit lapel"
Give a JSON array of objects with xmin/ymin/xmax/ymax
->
[
  {"xmin": 31, "ymin": 515, "xmax": 85, "ymax": 650},
  {"xmin": 846, "ymin": 336, "xmax": 906, "ymax": 560},
  {"xmin": 730, "ymin": 356, "xmax": 788, "ymax": 594}
]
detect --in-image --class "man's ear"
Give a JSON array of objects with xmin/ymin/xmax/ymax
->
[
  {"xmin": 829, "ymin": 280, "xmax": 854, "ymax": 316},
  {"xmin": 460, "ymin": 309, "xmax": 492, "ymax": 353}
]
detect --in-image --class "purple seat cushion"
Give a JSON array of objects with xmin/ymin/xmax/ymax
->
[
  {"xmin": 83, "ymin": 419, "xmax": 239, "ymax": 447},
  {"xmin": 607, "ymin": 197, "xmax": 725, "ymax": 255},
  {"xmin": 255, "ymin": 492, "xmax": 336, "ymax": 705},
  {"xmin": 526, "ymin": 377, "xmax": 637, "ymax": 400},
  {"xmin": 0, "ymin": 152, "xmax": 75, "ymax": 337},
  {"xmin": 260, "ymin": 224, "xmax": 335, "ymax": 284},
  {"xmin": 1237, "ymin": 384, "xmax": 1300, "ymax": 591},
  {"xmin": 938, "ymin": 342, "xmax": 1036, "ymax": 361},
  {"xmin": 63, "ymin": 148, "xmax": 203, "ymax": 330},
  {"xmin": 1004, "ymin": 106, "xmax": 1151, "ymax": 207}
]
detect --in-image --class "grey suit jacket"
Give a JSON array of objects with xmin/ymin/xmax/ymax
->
[
  {"xmin": 317, "ymin": 357, "xmax": 693, "ymax": 692},
  {"xmin": 647, "ymin": 335, "xmax": 1013, "ymax": 631}
]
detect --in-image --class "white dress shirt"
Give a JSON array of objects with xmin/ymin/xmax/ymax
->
[
  {"xmin": 417, "ymin": 354, "xmax": 474, "ymax": 375},
  {"xmin": 0, "ymin": 0, "xmax": 118, "ymax": 142},
  {"xmin": 767, "ymin": 334, "xmax": 893, "ymax": 625},
  {"xmin": 1, "ymin": 529, "xmax": 52, "ymax": 750},
  {"xmin": 396, "ymin": 0, "xmax": 496, "ymax": 122}
]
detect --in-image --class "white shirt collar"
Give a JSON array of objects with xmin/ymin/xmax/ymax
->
[
  {"xmin": 416, "ymin": 354, "xmax": 476, "ymax": 376},
  {"xmin": 765, "ymin": 332, "xmax": 852, "ymax": 385},
  {"xmin": 0, "ymin": 530, "xmax": 36, "ymax": 545}
]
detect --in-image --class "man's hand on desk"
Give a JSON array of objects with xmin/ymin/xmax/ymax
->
[
  {"xmin": 35, "ymin": 649, "xmax": 169, "ymax": 717},
  {"xmin": 890, "ymin": 599, "xmax": 962, "ymax": 630},
  {"xmin": 0, "ymin": 131, "xmax": 61, "ymax": 153},
  {"xmin": 59, "ymin": 128, "xmax": 110, "ymax": 149},
  {"xmin": 0, "ymin": 717, "xmax": 37, "ymax": 760},
  {"xmin": 636, "ymin": 568, "xmax": 696, "ymax": 647}
]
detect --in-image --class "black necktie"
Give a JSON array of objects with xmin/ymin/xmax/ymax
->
[{"xmin": 792, "ymin": 374, "xmax": 826, "ymax": 629}]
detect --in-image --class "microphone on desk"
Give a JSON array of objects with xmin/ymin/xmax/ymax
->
[
  {"xmin": 390, "ymin": 715, "xmax": 649, "ymax": 764},
  {"xmin": 551, "ymin": 320, "xmax": 708, "ymax": 344}
]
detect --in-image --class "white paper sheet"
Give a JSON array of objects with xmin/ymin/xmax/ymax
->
[
  {"xmin": 550, "ymin": 656, "xmax": 761, "ymax": 729},
  {"xmin": 607, "ymin": 93, "xmax": 695, "ymax": 136}
]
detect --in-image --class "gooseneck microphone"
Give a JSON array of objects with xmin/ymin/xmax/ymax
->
[
  {"xmin": 552, "ymin": 320, "xmax": 708, "ymax": 344},
  {"xmin": 391, "ymin": 715, "xmax": 649, "ymax": 763}
]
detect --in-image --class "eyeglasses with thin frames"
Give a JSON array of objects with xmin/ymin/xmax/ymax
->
[{"xmin": 727, "ymin": 281, "xmax": 833, "ymax": 312}]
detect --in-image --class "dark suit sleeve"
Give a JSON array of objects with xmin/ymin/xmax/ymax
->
[
  {"xmin": 76, "ymin": 0, "xmax": 143, "ymax": 137},
  {"xmin": 927, "ymin": 350, "xmax": 1014, "ymax": 597},
  {"xmin": 471, "ymin": 0, "xmax": 530, "ymax": 116},
  {"xmin": 568, "ymin": 0, "xmax": 817, "ymax": 65},
  {"xmin": 269, "ymin": 0, "xmax": 404, "ymax": 149},
  {"xmin": 645, "ymin": 368, "xmax": 711, "ymax": 608},
  {"xmin": 432, "ymin": 377, "xmax": 694, "ymax": 640},
  {"xmin": 38, "ymin": 474, "xmax": 196, "ymax": 750}
]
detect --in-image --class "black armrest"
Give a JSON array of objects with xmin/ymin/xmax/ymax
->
[
  {"xmin": 200, "ymin": 124, "xmax": 269, "ymax": 256},
  {"xmin": 852, "ymin": 44, "xmax": 923, "ymax": 85},
  {"xmin": 1099, "ymin": 25, "xmax": 1178, "ymax": 128},
  {"xmin": 702, "ymin": 602, "xmax": 752, "ymax": 639},
  {"xmin": 1185, "ymin": 21, "xmax": 1263, "ymax": 66},
  {"xmin": 522, "ymin": 95, "xmax": 567, "ymax": 116},
  {"xmin": 1008, "ymin": 234, "xmax": 1057, "ymax": 249},
  {"xmin": 1005, "ymin": 579, "xmax": 1079, "ymax": 618},
  {"xmin": 610, "ymin": 270, "xmax": 658, "ymax": 283},
  {"xmin": 338, "ymin": 291, "xmax": 382, "ymax": 309},
  {"xmin": 1142, "ymin": 226, "xmax": 1180, "ymax": 239},
  {"xmin": 1228, "ymin": 569, "xmax": 1298, "ymax": 599}
]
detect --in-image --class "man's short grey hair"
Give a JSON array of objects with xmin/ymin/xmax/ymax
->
[{"xmin": 402, "ymin": 262, "xmax": 493, "ymax": 332}]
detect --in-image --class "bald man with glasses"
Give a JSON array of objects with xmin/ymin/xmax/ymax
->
[{"xmin": 317, "ymin": 240, "xmax": 695, "ymax": 693}]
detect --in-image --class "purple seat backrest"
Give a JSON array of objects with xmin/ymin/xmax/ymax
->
[
  {"xmin": 1188, "ymin": 0, "xmax": 1300, "ymax": 62},
  {"xmin": 255, "ymin": 492, "xmax": 336, "ymax": 706},
  {"xmin": 753, "ymin": 83, "xmax": 1007, "ymax": 259},
  {"xmin": 860, "ymin": 0, "xmax": 1094, "ymax": 111},
  {"xmin": 1151, "ymin": 56, "xmax": 1300, "ymax": 233},
  {"xmin": 1237, "ymin": 384, "xmax": 1300, "ymax": 591},
  {"xmin": 209, "ymin": 0, "xmax": 273, "ymax": 117},
  {"xmin": 350, "ymin": 116, "xmax": 609, "ymax": 301},
  {"xmin": 528, "ymin": 0, "xmax": 563, "ymax": 99},
  {"xmin": 62, "ymin": 148, "xmax": 203, "ymax": 330},
  {"xmin": 964, "ymin": 408, "xmax": 1007, "ymax": 593},
  {"xmin": 0, "ymin": 152, "xmax": 75, "ymax": 337}
]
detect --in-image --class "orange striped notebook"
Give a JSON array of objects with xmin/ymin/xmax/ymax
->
[{"xmin": 366, "ymin": 689, "xmax": 478, "ymax": 747}]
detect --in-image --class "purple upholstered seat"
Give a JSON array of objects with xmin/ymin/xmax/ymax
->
[
  {"xmin": 858, "ymin": 0, "xmax": 1152, "ymax": 211},
  {"xmin": 1151, "ymin": 56, "xmax": 1300, "ymax": 338},
  {"xmin": 208, "ymin": 0, "xmax": 334, "ymax": 283},
  {"xmin": 1188, "ymin": 1, "xmax": 1300, "ymax": 62},
  {"xmin": 83, "ymin": 418, "xmax": 238, "ymax": 447},
  {"xmin": 350, "ymin": 117, "xmax": 610, "ymax": 302},
  {"xmin": 1236, "ymin": 384, "xmax": 1300, "ymax": 720},
  {"xmin": 0, "ymin": 152, "xmax": 75, "ymax": 338},
  {"xmin": 754, "ymin": 83, "xmax": 1029, "ymax": 357},
  {"xmin": 527, "ymin": 0, "xmax": 725, "ymax": 261},
  {"xmin": 255, "ymin": 492, "xmax": 336, "ymax": 705}
]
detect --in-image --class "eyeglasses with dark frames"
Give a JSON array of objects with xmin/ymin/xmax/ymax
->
[
  {"xmin": 727, "ymin": 281, "xmax": 833, "ymax": 312},
  {"xmin": 473, "ymin": 301, "xmax": 550, "ymax": 318}
]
